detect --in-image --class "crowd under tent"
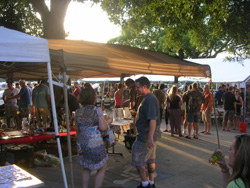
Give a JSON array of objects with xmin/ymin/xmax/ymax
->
[{"xmin": 0, "ymin": 27, "xmax": 212, "ymax": 188}]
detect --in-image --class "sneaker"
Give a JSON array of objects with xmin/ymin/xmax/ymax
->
[
  {"xmin": 151, "ymin": 184, "xmax": 156, "ymax": 188},
  {"xmin": 137, "ymin": 183, "xmax": 152, "ymax": 188}
]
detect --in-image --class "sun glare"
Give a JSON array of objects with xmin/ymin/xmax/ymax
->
[{"xmin": 64, "ymin": 2, "xmax": 121, "ymax": 43}]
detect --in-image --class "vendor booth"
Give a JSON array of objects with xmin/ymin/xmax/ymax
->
[{"xmin": 0, "ymin": 27, "xmax": 68, "ymax": 188}]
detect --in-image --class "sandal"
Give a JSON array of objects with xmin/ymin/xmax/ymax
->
[
  {"xmin": 200, "ymin": 131, "xmax": 205, "ymax": 133},
  {"xmin": 185, "ymin": 136, "xmax": 191, "ymax": 139},
  {"xmin": 222, "ymin": 128, "xmax": 226, "ymax": 131},
  {"xmin": 194, "ymin": 136, "xmax": 199, "ymax": 139}
]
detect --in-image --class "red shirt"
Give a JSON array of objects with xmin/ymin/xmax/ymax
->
[{"xmin": 73, "ymin": 86, "xmax": 81, "ymax": 98}]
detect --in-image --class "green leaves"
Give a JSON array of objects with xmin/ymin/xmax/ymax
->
[
  {"xmin": 0, "ymin": 0, "xmax": 43, "ymax": 37},
  {"xmin": 101, "ymin": 0, "xmax": 250, "ymax": 59}
]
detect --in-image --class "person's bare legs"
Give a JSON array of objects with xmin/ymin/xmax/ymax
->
[
  {"xmin": 236, "ymin": 117, "xmax": 242, "ymax": 130},
  {"xmin": 183, "ymin": 120, "xmax": 188, "ymax": 133},
  {"xmin": 82, "ymin": 167, "xmax": 91, "ymax": 188},
  {"xmin": 194, "ymin": 122, "xmax": 199, "ymax": 138},
  {"xmin": 147, "ymin": 163, "xmax": 155, "ymax": 181},
  {"xmin": 95, "ymin": 163, "xmax": 107, "ymax": 188},
  {"xmin": 222, "ymin": 120, "xmax": 226, "ymax": 130},
  {"xmin": 206, "ymin": 121, "xmax": 211, "ymax": 133},
  {"xmin": 136, "ymin": 166, "xmax": 148, "ymax": 181},
  {"xmin": 227, "ymin": 120, "xmax": 231, "ymax": 130},
  {"xmin": 187, "ymin": 122, "xmax": 193, "ymax": 138},
  {"xmin": 233, "ymin": 116, "xmax": 237, "ymax": 129},
  {"xmin": 203, "ymin": 122, "xmax": 208, "ymax": 133}
]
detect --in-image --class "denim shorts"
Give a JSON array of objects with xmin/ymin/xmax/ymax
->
[{"xmin": 187, "ymin": 112, "xmax": 200, "ymax": 123}]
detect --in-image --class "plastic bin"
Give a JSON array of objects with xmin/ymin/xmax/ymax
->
[{"xmin": 239, "ymin": 123, "xmax": 247, "ymax": 133}]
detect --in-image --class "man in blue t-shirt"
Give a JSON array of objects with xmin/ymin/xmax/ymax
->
[{"xmin": 132, "ymin": 76, "xmax": 161, "ymax": 188}]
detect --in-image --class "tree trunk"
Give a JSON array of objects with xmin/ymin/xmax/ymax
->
[{"xmin": 31, "ymin": 0, "xmax": 71, "ymax": 39}]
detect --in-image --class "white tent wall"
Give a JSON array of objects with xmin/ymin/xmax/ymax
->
[
  {"xmin": 188, "ymin": 58, "xmax": 250, "ymax": 83},
  {"xmin": 0, "ymin": 27, "xmax": 68, "ymax": 188}
]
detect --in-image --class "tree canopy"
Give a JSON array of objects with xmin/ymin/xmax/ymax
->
[
  {"xmin": 101, "ymin": 0, "xmax": 250, "ymax": 59},
  {"xmin": 0, "ymin": 0, "xmax": 43, "ymax": 37}
]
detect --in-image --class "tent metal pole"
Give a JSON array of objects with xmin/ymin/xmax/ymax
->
[
  {"xmin": 63, "ymin": 71, "xmax": 74, "ymax": 188},
  {"xmin": 47, "ymin": 62, "xmax": 68, "ymax": 188},
  {"xmin": 211, "ymin": 81, "xmax": 220, "ymax": 149}
]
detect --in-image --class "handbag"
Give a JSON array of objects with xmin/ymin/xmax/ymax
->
[{"xmin": 103, "ymin": 124, "xmax": 115, "ymax": 144}]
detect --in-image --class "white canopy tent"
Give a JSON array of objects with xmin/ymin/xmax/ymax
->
[
  {"xmin": 189, "ymin": 58, "xmax": 250, "ymax": 83},
  {"xmin": 0, "ymin": 27, "xmax": 68, "ymax": 188}
]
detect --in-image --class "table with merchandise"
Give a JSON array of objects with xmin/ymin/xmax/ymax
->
[{"xmin": 0, "ymin": 164, "xmax": 44, "ymax": 188}]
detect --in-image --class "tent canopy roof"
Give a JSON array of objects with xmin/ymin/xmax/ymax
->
[
  {"xmin": 49, "ymin": 40, "xmax": 211, "ymax": 79},
  {"xmin": 0, "ymin": 33, "xmax": 211, "ymax": 80}
]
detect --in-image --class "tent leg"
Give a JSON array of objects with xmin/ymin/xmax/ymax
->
[
  {"xmin": 47, "ymin": 62, "xmax": 68, "ymax": 188},
  {"xmin": 63, "ymin": 71, "xmax": 74, "ymax": 188}
]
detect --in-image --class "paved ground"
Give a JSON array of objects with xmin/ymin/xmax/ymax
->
[{"xmin": 26, "ymin": 121, "xmax": 250, "ymax": 188}]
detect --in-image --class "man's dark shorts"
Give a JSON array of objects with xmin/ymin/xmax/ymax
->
[
  {"xmin": 188, "ymin": 112, "xmax": 200, "ymax": 123},
  {"xmin": 223, "ymin": 110, "xmax": 234, "ymax": 121}
]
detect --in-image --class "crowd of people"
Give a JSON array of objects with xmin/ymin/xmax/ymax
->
[
  {"xmin": 2, "ymin": 79, "xmax": 51, "ymax": 130},
  {"xmin": 74, "ymin": 78, "xmax": 250, "ymax": 188},
  {"xmin": 1, "ymin": 78, "xmax": 250, "ymax": 188}
]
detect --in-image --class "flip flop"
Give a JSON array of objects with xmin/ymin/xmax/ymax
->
[
  {"xmin": 200, "ymin": 131, "xmax": 205, "ymax": 133},
  {"xmin": 193, "ymin": 136, "xmax": 199, "ymax": 139},
  {"xmin": 204, "ymin": 132, "xmax": 211, "ymax": 135},
  {"xmin": 185, "ymin": 136, "xmax": 191, "ymax": 139}
]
